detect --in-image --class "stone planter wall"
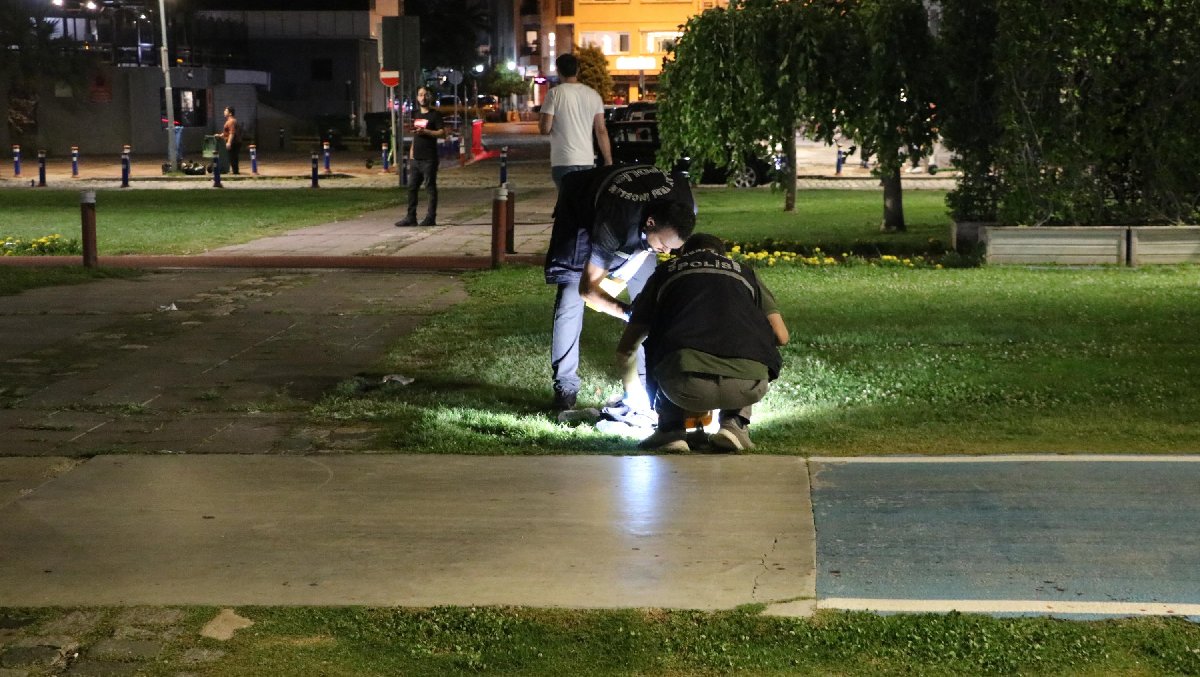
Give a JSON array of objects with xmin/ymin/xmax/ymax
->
[
  {"xmin": 981, "ymin": 225, "xmax": 1200, "ymax": 266},
  {"xmin": 1130, "ymin": 226, "xmax": 1200, "ymax": 265}
]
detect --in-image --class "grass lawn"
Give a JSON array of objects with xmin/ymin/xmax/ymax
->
[
  {"xmin": 315, "ymin": 262, "xmax": 1200, "ymax": 455},
  {"xmin": 5, "ymin": 605, "xmax": 1199, "ymax": 675},
  {"xmin": 0, "ymin": 188, "xmax": 402, "ymax": 255},
  {"xmin": 695, "ymin": 187, "xmax": 954, "ymax": 255}
]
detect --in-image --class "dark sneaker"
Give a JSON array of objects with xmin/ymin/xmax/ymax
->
[
  {"xmin": 552, "ymin": 389, "xmax": 577, "ymax": 410},
  {"xmin": 710, "ymin": 418, "xmax": 754, "ymax": 452},
  {"xmin": 418, "ymin": 217, "xmax": 437, "ymax": 227},
  {"xmin": 638, "ymin": 428, "xmax": 689, "ymax": 452},
  {"xmin": 394, "ymin": 218, "xmax": 416, "ymax": 227}
]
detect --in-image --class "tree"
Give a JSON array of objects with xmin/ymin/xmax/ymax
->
[
  {"xmin": 936, "ymin": 0, "xmax": 1001, "ymax": 223},
  {"xmin": 840, "ymin": 0, "xmax": 941, "ymax": 232},
  {"xmin": 659, "ymin": 0, "xmax": 851, "ymax": 211},
  {"xmin": 482, "ymin": 65, "xmax": 527, "ymax": 99},
  {"xmin": 1, "ymin": 0, "xmax": 92, "ymax": 136},
  {"xmin": 574, "ymin": 44, "xmax": 613, "ymax": 102}
]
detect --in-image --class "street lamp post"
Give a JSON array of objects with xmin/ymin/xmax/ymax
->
[{"xmin": 157, "ymin": 0, "xmax": 177, "ymax": 172}]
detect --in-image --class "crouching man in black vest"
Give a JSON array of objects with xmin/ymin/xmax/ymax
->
[{"xmin": 615, "ymin": 233, "xmax": 790, "ymax": 451}]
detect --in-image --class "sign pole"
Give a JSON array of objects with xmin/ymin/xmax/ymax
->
[{"xmin": 388, "ymin": 84, "xmax": 397, "ymax": 178}]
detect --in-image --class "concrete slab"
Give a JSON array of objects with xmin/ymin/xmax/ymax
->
[
  {"xmin": 0, "ymin": 455, "xmax": 816, "ymax": 611},
  {"xmin": 0, "ymin": 457, "xmax": 78, "ymax": 508},
  {"xmin": 0, "ymin": 270, "xmax": 468, "ymax": 456}
]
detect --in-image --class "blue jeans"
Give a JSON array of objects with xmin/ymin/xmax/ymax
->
[
  {"xmin": 550, "ymin": 251, "xmax": 655, "ymax": 399},
  {"xmin": 551, "ymin": 164, "xmax": 595, "ymax": 190}
]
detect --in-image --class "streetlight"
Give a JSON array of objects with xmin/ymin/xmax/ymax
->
[{"xmin": 156, "ymin": 0, "xmax": 177, "ymax": 172}]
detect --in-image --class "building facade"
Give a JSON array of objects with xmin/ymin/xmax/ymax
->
[{"xmin": 522, "ymin": 0, "xmax": 726, "ymax": 101}]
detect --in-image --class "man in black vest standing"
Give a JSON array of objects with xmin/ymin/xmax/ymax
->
[
  {"xmin": 616, "ymin": 233, "xmax": 790, "ymax": 451},
  {"xmin": 544, "ymin": 164, "xmax": 695, "ymax": 411}
]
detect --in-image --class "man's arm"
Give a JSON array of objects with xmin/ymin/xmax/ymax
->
[
  {"xmin": 767, "ymin": 312, "xmax": 789, "ymax": 346},
  {"xmin": 579, "ymin": 261, "xmax": 628, "ymax": 320},
  {"xmin": 614, "ymin": 320, "xmax": 649, "ymax": 394},
  {"xmin": 539, "ymin": 112, "xmax": 554, "ymax": 135},
  {"xmin": 593, "ymin": 113, "xmax": 612, "ymax": 165}
]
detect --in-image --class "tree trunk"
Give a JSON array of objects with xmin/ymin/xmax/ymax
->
[
  {"xmin": 881, "ymin": 165, "xmax": 906, "ymax": 232},
  {"xmin": 783, "ymin": 129, "xmax": 797, "ymax": 212}
]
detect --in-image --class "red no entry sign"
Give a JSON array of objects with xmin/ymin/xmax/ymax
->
[{"xmin": 379, "ymin": 70, "xmax": 400, "ymax": 87}]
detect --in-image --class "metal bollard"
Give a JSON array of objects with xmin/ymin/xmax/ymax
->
[
  {"xmin": 120, "ymin": 145, "xmax": 131, "ymax": 188},
  {"xmin": 279, "ymin": 127, "xmax": 286, "ymax": 151},
  {"xmin": 835, "ymin": 148, "xmax": 846, "ymax": 175},
  {"xmin": 499, "ymin": 146, "xmax": 508, "ymax": 185},
  {"xmin": 491, "ymin": 185, "xmax": 508, "ymax": 268},
  {"xmin": 37, "ymin": 150, "xmax": 46, "ymax": 187},
  {"xmin": 310, "ymin": 151, "xmax": 320, "ymax": 188},
  {"xmin": 71, "ymin": 146, "xmax": 80, "ymax": 178},
  {"xmin": 12, "ymin": 145, "xmax": 21, "ymax": 177},
  {"xmin": 81, "ymin": 190, "xmax": 98, "ymax": 268},
  {"xmin": 381, "ymin": 142, "xmax": 390, "ymax": 172},
  {"xmin": 249, "ymin": 144, "xmax": 258, "ymax": 175},
  {"xmin": 212, "ymin": 150, "xmax": 223, "ymax": 188},
  {"xmin": 323, "ymin": 140, "xmax": 332, "ymax": 174},
  {"xmin": 505, "ymin": 187, "xmax": 516, "ymax": 254}
]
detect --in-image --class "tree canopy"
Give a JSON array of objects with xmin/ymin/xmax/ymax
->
[
  {"xmin": 575, "ymin": 44, "xmax": 613, "ymax": 102},
  {"xmin": 659, "ymin": 0, "xmax": 938, "ymax": 229}
]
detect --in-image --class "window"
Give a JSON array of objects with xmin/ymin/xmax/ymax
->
[
  {"xmin": 557, "ymin": 0, "xmax": 573, "ymax": 15},
  {"xmin": 645, "ymin": 31, "xmax": 680, "ymax": 54},
  {"xmin": 580, "ymin": 31, "xmax": 630, "ymax": 54},
  {"xmin": 161, "ymin": 88, "xmax": 207, "ymax": 127}
]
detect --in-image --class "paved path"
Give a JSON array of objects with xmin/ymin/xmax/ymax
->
[{"xmin": 2, "ymin": 453, "xmax": 1198, "ymax": 618}]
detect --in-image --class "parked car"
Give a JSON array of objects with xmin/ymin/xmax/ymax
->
[
  {"xmin": 433, "ymin": 94, "xmax": 502, "ymax": 124},
  {"xmin": 606, "ymin": 116, "xmax": 780, "ymax": 187}
]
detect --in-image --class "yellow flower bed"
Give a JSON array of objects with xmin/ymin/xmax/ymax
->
[{"xmin": 2, "ymin": 234, "xmax": 82, "ymax": 256}]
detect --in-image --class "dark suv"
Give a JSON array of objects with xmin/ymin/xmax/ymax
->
[{"xmin": 605, "ymin": 105, "xmax": 780, "ymax": 187}]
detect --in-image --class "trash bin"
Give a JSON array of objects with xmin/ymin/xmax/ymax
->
[{"xmin": 202, "ymin": 135, "xmax": 230, "ymax": 174}]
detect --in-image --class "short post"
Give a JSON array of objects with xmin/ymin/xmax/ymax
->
[
  {"xmin": 37, "ymin": 150, "xmax": 46, "ymax": 187},
  {"xmin": 491, "ymin": 185, "xmax": 508, "ymax": 268},
  {"xmin": 322, "ymin": 140, "xmax": 331, "ymax": 174},
  {"xmin": 212, "ymin": 149, "xmax": 223, "ymax": 188},
  {"xmin": 505, "ymin": 187, "xmax": 516, "ymax": 254},
  {"xmin": 71, "ymin": 146, "xmax": 80, "ymax": 178},
  {"xmin": 499, "ymin": 146, "xmax": 509, "ymax": 185},
  {"xmin": 120, "ymin": 145, "xmax": 131, "ymax": 188},
  {"xmin": 310, "ymin": 151, "xmax": 320, "ymax": 188},
  {"xmin": 12, "ymin": 145, "xmax": 21, "ymax": 177},
  {"xmin": 835, "ymin": 148, "xmax": 846, "ymax": 175},
  {"xmin": 81, "ymin": 190, "xmax": 98, "ymax": 268},
  {"xmin": 249, "ymin": 144, "xmax": 258, "ymax": 175},
  {"xmin": 278, "ymin": 127, "xmax": 286, "ymax": 151},
  {"xmin": 381, "ymin": 142, "xmax": 390, "ymax": 172},
  {"xmin": 457, "ymin": 135, "xmax": 466, "ymax": 166}
]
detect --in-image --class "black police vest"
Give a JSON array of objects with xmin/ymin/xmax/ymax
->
[{"xmin": 643, "ymin": 250, "xmax": 782, "ymax": 380}]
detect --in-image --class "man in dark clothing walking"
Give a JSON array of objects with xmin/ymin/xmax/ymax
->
[
  {"xmin": 544, "ymin": 164, "xmax": 696, "ymax": 411},
  {"xmin": 616, "ymin": 233, "xmax": 790, "ymax": 452},
  {"xmin": 396, "ymin": 87, "xmax": 445, "ymax": 227}
]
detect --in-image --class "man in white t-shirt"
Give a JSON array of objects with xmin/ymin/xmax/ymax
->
[{"xmin": 539, "ymin": 53, "xmax": 612, "ymax": 189}]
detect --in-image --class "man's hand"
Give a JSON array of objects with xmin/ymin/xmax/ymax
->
[{"xmin": 579, "ymin": 262, "xmax": 629, "ymax": 320}]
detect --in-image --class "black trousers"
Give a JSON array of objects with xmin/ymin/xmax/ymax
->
[
  {"xmin": 228, "ymin": 141, "xmax": 241, "ymax": 174},
  {"xmin": 405, "ymin": 158, "xmax": 439, "ymax": 221}
]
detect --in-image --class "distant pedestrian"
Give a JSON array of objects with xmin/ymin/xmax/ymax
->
[
  {"xmin": 540, "ymin": 53, "xmax": 612, "ymax": 190},
  {"xmin": 396, "ymin": 87, "xmax": 445, "ymax": 227},
  {"xmin": 221, "ymin": 107, "xmax": 242, "ymax": 175}
]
